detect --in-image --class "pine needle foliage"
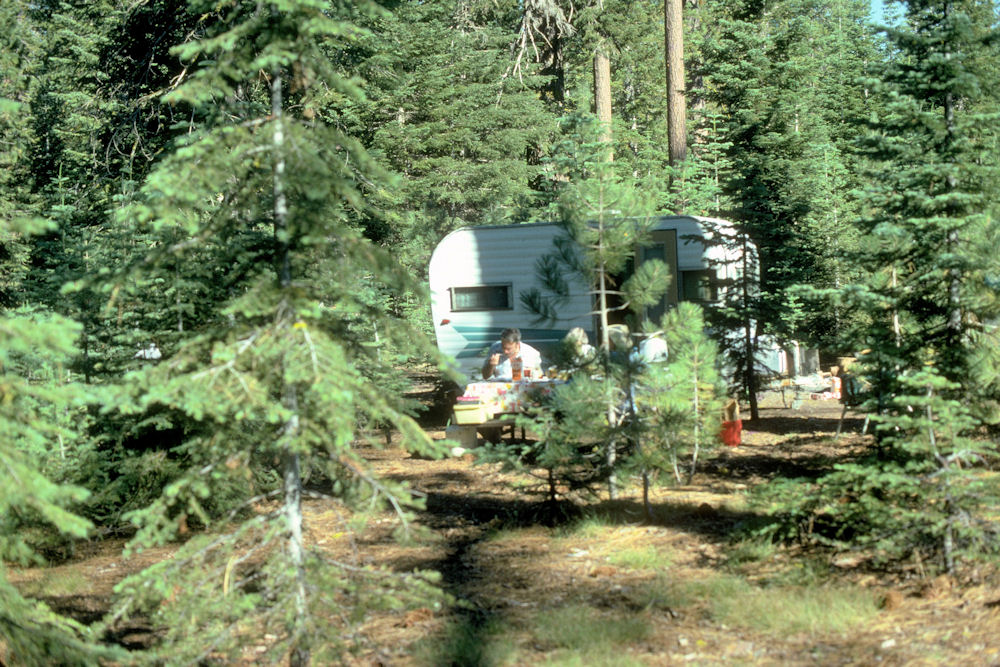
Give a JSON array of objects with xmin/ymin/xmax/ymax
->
[
  {"xmin": 633, "ymin": 303, "xmax": 723, "ymax": 490},
  {"xmin": 0, "ymin": 217, "xmax": 121, "ymax": 665},
  {"xmin": 523, "ymin": 113, "xmax": 667, "ymax": 347},
  {"xmin": 518, "ymin": 114, "xmax": 668, "ymax": 500},
  {"xmin": 505, "ymin": 117, "xmax": 721, "ymax": 509},
  {"xmin": 352, "ymin": 0, "xmax": 554, "ymax": 252},
  {"xmin": 477, "ymin": 372, "xmax": 619, "ymax": 513},
  {"xmin": 695, "ymin": 0, "xmax": 878, "ymax": 414},
  {"xmin": 99, "ymin": 1, "xmax": 448, "ymax": 663},
  {"xmin": 755, "ymin": 0, "xmax": 1000, "ymax": 572}
]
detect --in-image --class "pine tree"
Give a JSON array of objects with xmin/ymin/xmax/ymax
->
[
  {"xmin": 479, "ymin": 372, "xmax": 618, "ymax": 516},
  {"xmin": 694, "ymin": 0, "xmax": 877, "ymax": 415},
  {"xmin": 0, "ymin": 1, "xmax": 40, "ymax": 307},
  {"xmin": 633, "ymin": 302, "xmax": 722, "ymax": 494},
  {"xmin": 101, "ymin": 2, "xmax": 447, "ymax": 663},
  {"xmin": 351, "ymin": 1, "xmax": 556, "ymax": 259},
  {"xmin": 8, "ymin": 0, "xmax": 147, "ymax": 387},
  {"xmin": 761, "ymin": 0, "xmax": 1000, "ymax": 572},
  {"xmin": 518, "ymin": 113, "xmax": 669, "ymax": 500},
  {"xmin": 0, "ymin": 215, "xmax": 120, "ymax": 666},
  {"xmin": 504, "ymin": 121, "xmax": 722, "ymax": 511},
  {"xmin": 553, "ymin": 0, "xmax": 680, "ymax": 202},
  {"xmin": 0, "ymin": 1, "xmax": 219, "ymax": 527},
  {"xmin": 852, "ymin": 0, "xmax": 1000, "ymax": 570}
]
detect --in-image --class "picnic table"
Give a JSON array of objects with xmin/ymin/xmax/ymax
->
[
  {"xmin": 775, "ymin": 373, "xmax": 842, "ymax": 408},
  {"xmin": 446, "ymin": 379, "xmax": 563, "ymax": 448}
]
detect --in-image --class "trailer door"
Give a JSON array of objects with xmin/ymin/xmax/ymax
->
[{"xmin": 639, "ymin": 228, "xmax": 679, "ymax": 324}]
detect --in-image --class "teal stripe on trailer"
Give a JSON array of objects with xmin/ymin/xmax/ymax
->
[{"xmin": 451, "ymin": 325, "xmax": 578, "ymax": 359}]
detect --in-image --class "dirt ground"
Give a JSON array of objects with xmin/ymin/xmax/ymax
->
[{"xmin": 7, "ymin": 390, "xmax": 1000, "ymax": 665}]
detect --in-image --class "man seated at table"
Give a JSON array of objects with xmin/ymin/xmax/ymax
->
[{"xmin": 482, "ymin": 327, "xmax": 543, "ymax": 380}]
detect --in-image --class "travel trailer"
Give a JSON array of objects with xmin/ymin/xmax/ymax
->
[{"xmin": 428, "ymin": 215, "xmax": 756, "ymax": 383}]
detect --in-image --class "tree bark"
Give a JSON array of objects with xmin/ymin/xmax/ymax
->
[
  {"xmin": 593, "ymin": 51, "xmax": 613, "ymax": 162},
  {"xmin": 664, "ymin": 0, "xmax": 687, "ymax": 166},
  {"xmin": 272, "ymin": 66, "xmax": 310, "ymax": 667},
  {"xmin": 596, "ymin": 227, "xmax": 618, "ymax": 500},
  {"xmin": 742, "ymin": 233, "xmax": 759, "ymax": 421}
]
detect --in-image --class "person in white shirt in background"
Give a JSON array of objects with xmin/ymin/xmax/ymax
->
[
  {"xmin": 482, "ymin": 328, "xmax": 542, "ymax": 380},
  {"xmin": 606, "ymin": 325, "xmax": 667, "ymax": 368},
  {"xmin": 634, "ymin": 333, "xmax": 667, "ymax": 366}
]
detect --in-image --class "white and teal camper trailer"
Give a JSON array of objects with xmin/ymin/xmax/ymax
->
[{"xmin": 428, "ymin": 215, "xmax": 749, "ymax": 383}]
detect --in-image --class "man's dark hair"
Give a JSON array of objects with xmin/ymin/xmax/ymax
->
[{"xmin": 500, "ymin": 328, "xmax": 521, "ymax": 343}]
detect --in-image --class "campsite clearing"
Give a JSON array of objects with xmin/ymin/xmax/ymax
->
[{"xmin": 6, "ymin": 387, "xmax": 999, "ymax": 665}]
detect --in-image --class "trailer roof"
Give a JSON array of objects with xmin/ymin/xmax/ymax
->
[{"xmin": 437, "ymin": 214, "xmax": 734, "ymax": 237}]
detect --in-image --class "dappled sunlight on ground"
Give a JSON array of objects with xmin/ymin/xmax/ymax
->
[{"xmin": 6, "ymin": 392, "xmax": 999, "ymax": 665}]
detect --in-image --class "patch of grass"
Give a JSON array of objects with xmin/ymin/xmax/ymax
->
[
  {"xmin": 13, "ymin": 569, "xmax": 93, "ymax": 598},
  {"xmin": 724, "ymin": 540, "xmax": 835, "ymax": 585},
  {"xmin": 722, "ymin": 493, "xmax": 750, "ymax": 512},
  {"xmin": 630, "ymin": 573, "xmax": 694, "ymax": 610},
  {"xmin": 714, "ymin": 582, "xmax": 878, "ymax": 634},
  {"xmin": 540, "ymin": 647, "xmax": 648, "ymax": 666},
  {"xmin": 553, "ymin": 514, "xmax": 614, "ymax": 540},
  {"xmin": 682, "ymin": 572, "xmax": 749, "ymax": 600},
  {"xmin": 606, "ymin": 545, "xmax": 671, "ymax": 570},
  {"xmin": 530, "ymin": 604, "xmax": 650, "ymax": 651},
  {"xmin": 411, "ymin": 614, "xmax": 516, "ymax": 666},
  {"xmin": 724, "ymin": 537, "xmax": 777, "ymax": 569},
  {"xmin": 768, "ymin": 556, "xmax": 834, "ymax": 586},
  {"xmin": 692, "ymin": 574, "xmax": 878, "ymax": 634},
  {"xmin": 638, "ymin": 572, "xmax": 878, "ymax": 635},
  {"xmin": 482, "ymin": 526, "xmax": 525, "ymax": 544}
]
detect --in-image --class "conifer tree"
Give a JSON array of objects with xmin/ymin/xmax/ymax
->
[
  {"xmin": 351, "ymin": 0, "xmax": 556, "ymax": 260},
  {"xmin": 479, "ymin": 372, "xmax": 618, "ymax": 515},
  {"xmin": 509, "ymin": 120, "xmax": 721, "ymax": 511},
  {"xmin": 849, "ymin": 0, "xmax": 1000, "ymax": 570},
  {"xmin": 101, "ymin": 2, "xmax": 447, "ymax": 663},
  {"xmin": 519, "ymin": 113, "xmax": 669, "ymax": 500},
  {"xmin": 5, "ymin": 0, "xmax": 158, "ymax": 391},
  {"xmin": 762, "ymin": 0, "xmax": 1000, "ymax": 572},
  {"xmin": 633, "ymin": 302, "xmax": 722, "ymax": 497},
  {"xmin": 1, "ymin": 1, "xmax": 222, "ymax": 525},
  {"xmin": 0, "ymin": 216, "xmax": 120, "ymax": 666},
  {"xmin": 0, "ymin": 2, "xmax": 40, "ymax": 306},
  {"xmin": 694, "ymin": 0, "xmax": 876, "ymax": 415}
]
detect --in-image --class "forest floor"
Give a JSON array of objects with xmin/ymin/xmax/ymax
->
[{"xmin": 7, "ymin": 376, "xmax": 1000, "ymax": 665}]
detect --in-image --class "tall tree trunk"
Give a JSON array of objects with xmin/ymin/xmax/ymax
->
[
  {"xmin": 943, "ymin": 88, "xmax": 962, "ymax": 370},
  {"xmin": 272, "ymin": 67, "xmax": 310, "ymax": 667},
  {"xmin": 593, "ymin": 51, "xmax": 613, "ymax": 162},
  {"xmin": 688, "ymin": 348, "xmax": 701, "ymax": 483},
  {"xmin": 597, "ymin": 230, "xmax": 619, "ymax": 500},
  {"xmin": 664, "ymin": 0, "xmax": 687, "ymax": 166},
  {"xmin": 742, "ymin": 233, "xmax": 759, "ymax": 421}
]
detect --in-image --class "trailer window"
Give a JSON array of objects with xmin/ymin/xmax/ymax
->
[
  {"xmin": 681, "ymin": 270, "xmax": 717, "ymax": 302},
  {"xmin": 450, "ymin": 284, "xmax": 512, "ymax": 311}
]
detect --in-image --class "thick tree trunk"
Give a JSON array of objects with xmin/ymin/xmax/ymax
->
[
  {"xmin": 664, "ymin": 0, "xmax": 687, "ymax": 166},
  {"xmin": 593, "ymin": 51, "xmax": 613, "ymax": 161}
]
